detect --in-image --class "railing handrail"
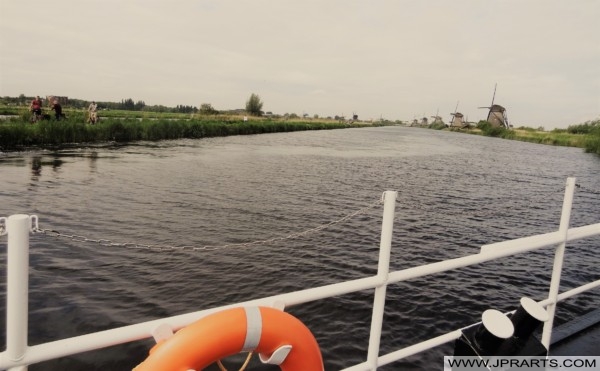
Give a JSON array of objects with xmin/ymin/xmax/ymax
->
[{"xmin": 1, "ymin": 177, "xmax": 599, "ymax": 370}]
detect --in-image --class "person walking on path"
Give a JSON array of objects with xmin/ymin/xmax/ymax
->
[
  {"xmin": 88, "ymin": 101, "xmax": 98, "ymax": 124},
  {"xmin": 29, "ymin": 96, "xmax": 43, "ymax": 123},
  {"xmin": 51, "ymin": 100, "xmax": 63, "ymax": 121}
]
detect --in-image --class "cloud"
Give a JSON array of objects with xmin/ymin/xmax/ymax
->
[{"xmin": 1, "ymin": 0, "xmax": 598, "ymax": 128}]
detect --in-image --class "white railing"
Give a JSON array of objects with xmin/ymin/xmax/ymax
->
[{"xmin": 1, "ymin": 177, "xmax": 599, "ymax": 371}]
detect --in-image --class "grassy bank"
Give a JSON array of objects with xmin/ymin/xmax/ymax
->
[
  {"xmin": 512, "ymin": 128, "xmax": 589, "ymax": 147},
  {"xmin": 0, "ymin": 115, "xmax": 382, "ymax": 151},
  {"xmin": 511, "ymin": 121, "xmax": 600, "ymax": 155},
  {"xmin": 441, "ymin": 120, "xmax": 600, "ymax": 156}
]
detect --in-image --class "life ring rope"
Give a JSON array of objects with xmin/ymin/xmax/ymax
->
[
  {"xmin": 231, "ymin": 306, "xmax": 291, "ymax": 368},
  {"xmin": 216, "ymin": 352, "xmax": 253, "ymax": 371}
]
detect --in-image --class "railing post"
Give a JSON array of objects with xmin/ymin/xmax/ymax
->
[
  {"xmin": 6, "ymin": 214, "xmax": 31, "ymax": 371},
  {"xmin": 366, "ymin": 191, "xmax": 397, "ymax": 370},
  {"xmin": 541, "ymin": 178, "xmax": 576, "ymax": 350}
]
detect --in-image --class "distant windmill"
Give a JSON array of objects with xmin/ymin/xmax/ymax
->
[
  {"xmin": 449, "ymin": 101, "xmax": 466, "ymax": 128},
  {"xmin": 431, "ymin": 108, "xmax": 444, "ymax": 125},
  {"xmin": 479, "ymin": 83, "xmax": 509, "ymax": 128},
  {"xmin": 420, "ymin": 116, "xmax": 429, "ymax": 126}
]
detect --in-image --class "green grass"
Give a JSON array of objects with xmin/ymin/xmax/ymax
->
[
  {"xmin": 574, "ymin": 119, "xmax": 600, "ymax": 155},
  {"xmin": 463, "ymin": 120, "xmax": 600, "ymax": 155},
  {"xmin": 585, "ymin": 135, "xmax": 600, "ymax": 154},
  {"xmin": 97, "ymin": 110, "xmax": 193, "ymax": 120}
]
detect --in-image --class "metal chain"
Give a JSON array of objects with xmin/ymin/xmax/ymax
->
[
  {"xmin": 5, "ymin": 183, "xmax": 598, "ymax": 251},
  {"xmin": 0, "ymin": 217, "xmax": 6, "ymax": 236},
  {"xmin": 0, "ymin": 216, "xmax": 37, "ymax": 236},
  {"xmin": 31, "ymin": 199, "xmax": 383, "ymax": 252},
  {"xmin": 576, "ymin": 183, "xmax": 600, "ymax": 196}
]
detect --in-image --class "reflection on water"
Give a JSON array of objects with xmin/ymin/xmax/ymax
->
[
  {"xmin": 87, "ymin": 151, "xmax": 98, "ymax": 173},
  {"xmin": 30, "ymin": 156, "xmax": 64, "ymax": 180},
  {"xmin": 31, "ymin": 156, "xmax": 42, "ymax": 177}
]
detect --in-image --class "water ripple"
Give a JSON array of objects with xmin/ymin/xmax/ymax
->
[{"xmin": 0, "ymin": 127, "xmax": 598, "ymax": 370}]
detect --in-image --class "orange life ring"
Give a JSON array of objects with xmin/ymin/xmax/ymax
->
[{"xmin": 133, "ymin": 306, "xmax": 324, "ymax": 371}]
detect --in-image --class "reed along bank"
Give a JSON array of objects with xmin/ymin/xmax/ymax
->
[{"xmin": 0, "ymin": 117, "xmax": 385, "ymax": 151}]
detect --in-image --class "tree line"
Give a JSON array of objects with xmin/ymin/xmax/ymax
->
[
  {"xmin": 0, "ymin": 95, "xmax": 200, "ymax": 113},
  {"xmin": 1, "ymin": 93, "xmax": 266, "ymax": 116}
]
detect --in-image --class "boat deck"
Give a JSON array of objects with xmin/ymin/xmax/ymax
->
[{"xmin": 550, "ymin": 308, "xmax": 600, "ymax": 356}]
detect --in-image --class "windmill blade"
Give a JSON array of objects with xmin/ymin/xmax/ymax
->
[{"xmin": 491, "ymin": 83, "xmax": 497, "ymax": 106}]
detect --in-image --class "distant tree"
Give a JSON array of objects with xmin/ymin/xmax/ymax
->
[
  {"xmin": 143, "ymin": 105, "xmax": 167, "ymax": 113},
  {"xmin": 200, "ymin": 103, "xmax": 218, "ymax": 115},
  {"xmin": 245, "ymin": 93, "xmax": 263, "ymax": 116},
  {"xmin": 173, "ymin": 104, "xmax": 197, "ymax": 113},
  {"xmin": 121, "ymin": 98, "xmax": 135, "ymax": 110},
  {"xmin": 134, "ymin": 100, "xmax": 146, "ymax": 110}
]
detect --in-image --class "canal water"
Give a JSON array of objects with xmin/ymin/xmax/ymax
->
[{"xmin": 0, "ymin": 126, "xmax": 598, "ymax": 370}]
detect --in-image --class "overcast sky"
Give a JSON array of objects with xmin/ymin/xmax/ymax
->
[{"xmin": 1, "ymin": 0, "xmax": 598, "ymax": 129}]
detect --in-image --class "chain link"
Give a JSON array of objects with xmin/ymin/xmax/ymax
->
[
  {"xmin": 0, "ymin": 217, "xmax": 6, "ymax": 236},
  {"xmin": 576, "ymin": 183, "xmax": 600, "ymax": 196},
  {"xmin": 31, "ymin": 199, "xmax": 383, "ymax": 252}
]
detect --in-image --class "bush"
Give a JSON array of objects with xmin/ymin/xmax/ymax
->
[
  {"xmin": 584, "ymin": 131, "xmax": 600, "ymax": 155},
  {"xmin": 477, "ymin": 120, "xmax": 513, "ymax": 138},
  {"xmin": 428, "ymin": 122, "xmax": 447, "ymax": 130},
  {"xmin": 567, "ymin": 119, "xmax": 600, "ymax": 135}
]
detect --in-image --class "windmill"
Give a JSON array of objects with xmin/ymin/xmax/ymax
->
[
  {"xmin": 431, "ymin": 108, "xmax": 444, "ymax": 125},
  {"xmin": 479, "ymin": 83, "xmax": 509, "ymax": 128},
  {"xmin": 449, "ymin": 101, "xmax": 466, "ymax": 128}
]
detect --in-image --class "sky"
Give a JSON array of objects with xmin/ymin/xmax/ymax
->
[{"xmin": 1, "ymin": 0, "xmax": 599, "ymax": 129}]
